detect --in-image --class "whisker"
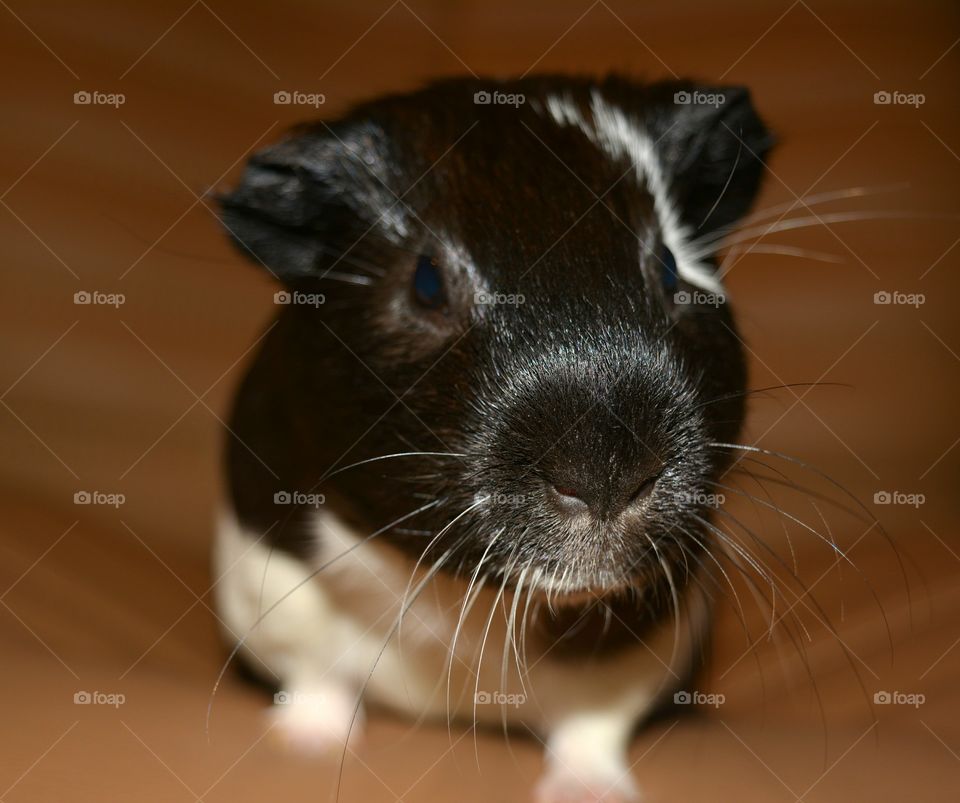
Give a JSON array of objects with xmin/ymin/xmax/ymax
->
[
  {"xmin": 397, "ymin": 498, "xmax": 485, "ymax": 663},
  {"xmin": 334, "ymin": 546, "xmax": 456, "ymax": 803},
  {"xmin": 695, "ymin": 381, "xmax": 850, "ymax": 411},
  {"xmin": 518, "ymin": 560, "xmax": 538, "ymax": 681},
  {"xmin": 446, "ymin": 571, "xmax": 490, "ymax": 737},
  {"xmin": 473, "ymin": 568, "xmax": 510, "ymax": 768},
  {"xmin": 446, "ymin": 528, "xmax": 504, "ymax": 737},
  {"xmin": 727, "ymin": 458, "xmax": 870, "ymax": 524},
  {"xmin": 708, "ymin": 440, "xmax": 909, "ymax": 607},
  {"xmin": 728, "ymin": 472, "xmax": 799, "ymax": 578},
  {"xmin": 204, "ymin": 499, "xmax": 440, "ymax": 736},
  {"xmin": 689, "ymin": 209, "xmax": 958, "ymax": 259},
  {"xmin": 645, "ymin": 532, "xmax": 682, "ymax": 675},
  {"xmin": 697, "ymin": 183, "xmax": 910, "ymax": 239},
  {"xmin": 710, "ymin": 479, "xmax": 894, "ymax": 660},
  {"xmin": 705, "ymin": 507, "xmax": 875, "ymax": 755},
  {"xmin": 504, "ymin": 565, "xmax": 529, "ymax": 705},
  {"xmin": 718, "ymin": 242, "xmax": 846, "ymax": 264},
  {"xmin": 317, "ymin": 451, "xmax": 469, "ymax": 484}
]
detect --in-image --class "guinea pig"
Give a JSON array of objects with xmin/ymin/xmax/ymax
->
[{"xmin": 213, "ymin": 75, "xmax": 772, "ymax": 802}]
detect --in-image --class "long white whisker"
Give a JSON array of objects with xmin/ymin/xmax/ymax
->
[
  {"xmin": 318, "ymin": 451, "xmax": 468, "ymax": 484},
  {"xmin": 706, "ymin": 183, "xmax": 910, "ymax": 234},
  {"xmin": 204, "ymin": 499, "xmax": 440, "ymax": 736},
  {"xmin": 690, "ymin": 209, "xmax": 955, "ymax": 259},
  {"xmin": 646, "ymin": 532, "xmax": 681, "ymax": 675},
  {"xmin": 472, "ymin": 569, "xmax": 510, "ymax": 768},
  {"xmin": 445, "ymin": 525, "xmax": 505, "ymax": 736},
  {"xmin": 501, "ymin": 565, "xmax": 529, "ymax": 731},
  {"xmin": 721, "ymin": 242, "xmax": 845, "ymax": 264},
  {"xmin": 333, "ymin": 547, "xmax": 455, "ymax": 801},
  {"xmin": 396, "ymin": 498, "xmax": 484, "ymax": 675}
]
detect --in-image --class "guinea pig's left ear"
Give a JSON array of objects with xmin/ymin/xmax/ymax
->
[
  {"xmin": 646, "ymin": 82, "xmax": 775, "ymax": 237},
  {"xmin": 217, "ymin": 127, "xmax": 363, "ymax": 283}
]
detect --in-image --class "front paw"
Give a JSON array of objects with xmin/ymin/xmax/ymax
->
[
  {"xmin": 534, "ymin": 765, "xmax": 641, "ymax": 803},
  {"xmin": 267, "ymin": 684, "xmax": 364, "ymax": 758}
]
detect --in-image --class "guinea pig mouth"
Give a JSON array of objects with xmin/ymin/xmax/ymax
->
[
  {"xmin": 525, "ymin": 574, "xmax": 638, "ymax": 606},
  {"xmin": 507, "ymin": 534, "xmax": 667, "ymax": 603}
]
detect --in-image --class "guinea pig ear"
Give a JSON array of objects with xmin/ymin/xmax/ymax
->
[
  {"xmin": 218, "ymin": 129, "xmax": 354, "ymax": 283},
  {"xmin": 646, "ymin": 82, "xmax": 775, "ymax": 237}
]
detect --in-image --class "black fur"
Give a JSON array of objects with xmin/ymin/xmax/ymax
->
[{"xmin": 219, "ymin": 75, "xmax": 771, "ymax": 643}]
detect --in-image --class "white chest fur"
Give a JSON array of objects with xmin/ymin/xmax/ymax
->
[{"xmin": 214, "ymin": 504, "xmax": 708, "ymax": 800}]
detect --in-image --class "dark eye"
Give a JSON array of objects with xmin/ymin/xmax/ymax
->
[
  {"xmin": 413, "ymin": 254, "xmax": 445, "ymax": 309},
  {"xmin": 659, "ymin": 244, "xmax": 679, "ymax": 294}
]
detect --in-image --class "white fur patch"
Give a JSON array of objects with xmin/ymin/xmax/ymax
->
[
  {"xmin": 538, "ymin": 90, "xmax": 723, "ymax": 294},
  {"xmin": 215, "ymin": 504, "xmax": 708, "ymax": 796}
]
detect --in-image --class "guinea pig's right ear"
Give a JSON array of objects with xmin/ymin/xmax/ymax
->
[
  {"xmin": 642, "ymin": 81, "xmax": 775, "ymax": 237},
  {"xmin": 218, "ymin": 130, "xmax": 354, "ymax": 282}
]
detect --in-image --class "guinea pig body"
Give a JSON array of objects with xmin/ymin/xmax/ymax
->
[{"xmin": 213, "ymin": 75, "xmax": 772, "ymax": 801}]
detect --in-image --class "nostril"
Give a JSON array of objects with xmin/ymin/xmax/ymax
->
[
  {"xmin": 628, "ymin": 474, "xmax": 660, "ymax": 506},
  {"xmin": 551, "ymin": 484, "xmax": 587, "ymax": 505}
]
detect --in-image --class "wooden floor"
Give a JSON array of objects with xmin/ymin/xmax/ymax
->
[{"xmin": 1, "ymin": 0, "xmax": 958, "ymax": 800}]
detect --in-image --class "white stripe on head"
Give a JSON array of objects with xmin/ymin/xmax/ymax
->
[{"xmin": 538, "ymin": 90, "xmax": 723, "ymax": 294}]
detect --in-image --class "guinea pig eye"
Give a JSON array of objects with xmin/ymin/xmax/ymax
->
[
  {"xmin": 659, "ymin": 243, "xmax": 679, "ymax": 294},
  {"xmin": 413, "ymin": 254, "xmax": 446, "ymax": 309}
]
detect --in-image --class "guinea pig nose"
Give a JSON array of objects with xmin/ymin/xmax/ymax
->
[{"xmin": 547, "ymin": 468, "xmax": 661, "ymax": 519}]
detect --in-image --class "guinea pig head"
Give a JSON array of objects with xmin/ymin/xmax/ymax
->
[{"xmin": 220, "ymin": 76, "xmax": 773, "ymax": 600}]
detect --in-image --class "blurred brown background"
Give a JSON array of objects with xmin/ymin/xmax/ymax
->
[{"xmin": 1, "ymin": 0, "xmax": 958, "ymax": 800}]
